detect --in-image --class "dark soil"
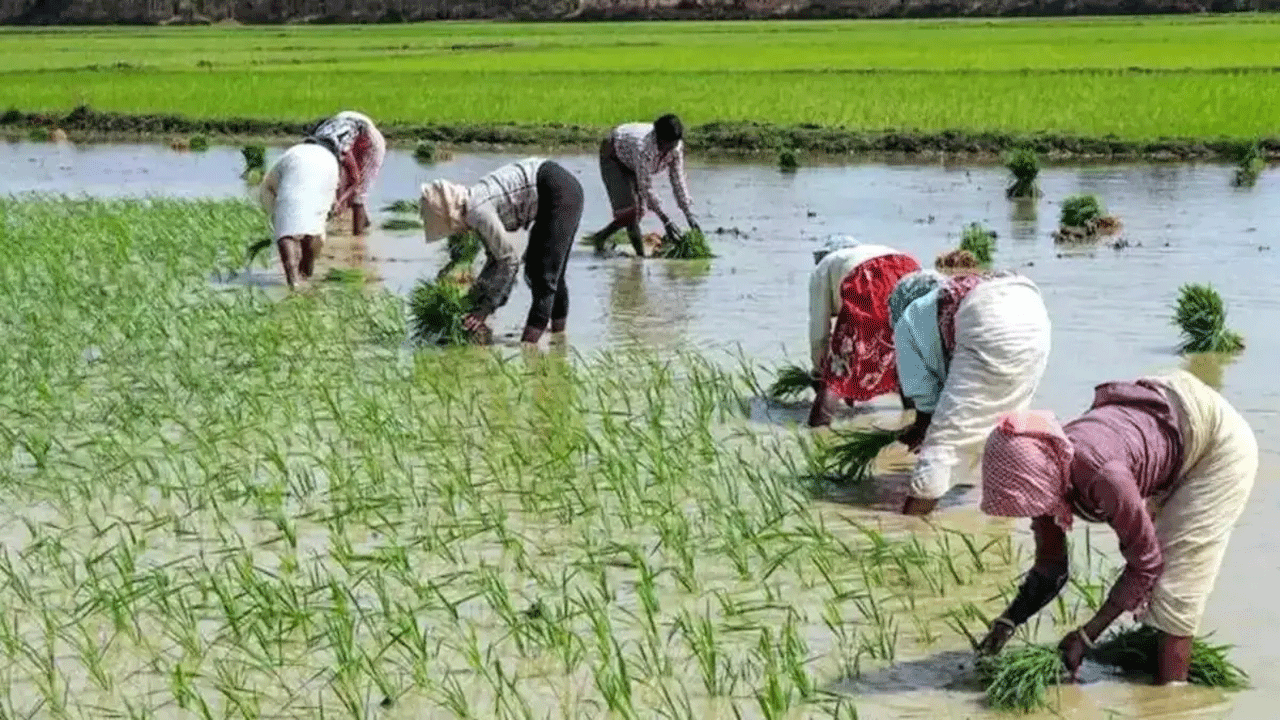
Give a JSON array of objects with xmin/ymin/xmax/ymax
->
[{"xmin": 4, "ymin": 105, "xmax": 1278, "ymax": 162}]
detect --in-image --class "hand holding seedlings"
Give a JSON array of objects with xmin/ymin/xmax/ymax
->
[
  {"xmin": 977, "ymin": 618, "xmax": 1017, "ymax": 656},
  {"xmin": 1057, "ymin": 628, "xmax": 1093, "ymax": 680}
]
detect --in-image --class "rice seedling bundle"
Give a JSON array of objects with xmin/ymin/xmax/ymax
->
[
  {"xmin": 778, "ymin": 148, "xmax": 800, "ymax": 172},
  {"xmin": 1232, "ymin": 142, "xmax": 1265, "ymax": 187},
  {"xmin": 1059, "ymin": 194, "xmax": 1103, "ymax": 228},
  {"xmin": 976, "ymin": 645, "xmax": 1064, "ymax": 713},
  {"xmin": 241, "ymin": 143, "xmax": 266, "ymax": 173},
  {"xmin": 959, "ymin": 222, "xmax": 996, "ymax": 266},
  {"xmin": 1004, "ymin": 147, "xmax": 1041, "ymax": 198},
  {"xmin": 660, "ymin": 228, "xmax": 713, "ymax": 259},
  {"xmin": 767, "ymin": 364, "xmax": 814, "ymax": 401},
  {"xmin": 323, "ymin": 267, "xmax": 367, "ymax": 285},
  {"xmin": 381, "ymin": 199, "xmax": 418, "ymax": 214},
  {"xmin": 409, "ymin": 278, "xmax": 480, "ymax": 346},
  {"xmin": 382, "ymin": 217, "xmax": 423, "ymax": 231},
  {"xmin": 414, "ymin": 140, "xmax": 438, "ymax": 164},
  {"xmin": 814, "ymin": 427, "xmax": 899, "ymax": 483},
  {"xmin": 1172, "ymin": 283, "xmax": 1244, "ymax": 354},
  {"xmin": 1090, "ymin": 626, "xmax": 1248, "ymax": 689},
  {"xmin": 189, "ymin": 134, "xmax": 210, "ymax": 151}
]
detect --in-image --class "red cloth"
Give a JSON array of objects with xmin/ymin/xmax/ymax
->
[{"xmin": 820, "ymin": 253, "xmax": 921, "ymax": 402}]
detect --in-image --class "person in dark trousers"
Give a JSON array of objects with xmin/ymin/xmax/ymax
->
[
  {"xmin": 588, "ymin": 113, "xmax": 700, "ymax": 258},
  {"xmin": 418, "ymin": 158, "xmax": 584, "ymax": 345}
]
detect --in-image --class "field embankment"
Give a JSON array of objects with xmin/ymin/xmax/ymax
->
[{"xmin": 3, "ymin": 18, "xmax": 1280, "ymax": 159}]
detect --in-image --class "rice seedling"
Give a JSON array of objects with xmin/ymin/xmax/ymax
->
[
  {"xmin": 660, "ymin": 228, "xmax": 713, "ymax": 260},
  {"xmin": 1058, "ymin": 193, "xmax": 1104, "ymax": 228},
  {"xmin": 27, "ymin": 126, "xmax": 47, "ymax": 142},
  {"xmin": 188, "ymin": 134, "xmax": 209, "ymax": 151},
  {"xmin": 767, "ymin": 364, "xmax": 814, "ymax": 402},
  {"xmin": 1090, "ymin": 625, "xmax": 1249, "ymax": 689},
  {"xmin": 1004, "ymin": 146, "xmax": 1041, "ymax": 199},
  {"xmin": 778, "ymin": 148, "xmax": 800, "ymax": 172},
  {"xmin": 959, "ymin": 222, "xmax": 997, "ymax": 266},
  {"xmin": 382, "ymin": 217, "xmax": 423, "ymax": 231},
  {"xmin": 438, "ymin": 230, "xmax": 483, "ymax": 278},
  {"xmin": 976, "ymin": 644, "xmax": 1064, "ymax": 713},
  {"xmin": 241, "ymin": 143, "xmax": 266, "ymax": 173},
  {"xmin": 1232, "ymin": 141, "xmax": 1265, "ymax": 187},
  {"xmin": 810, "ymin": 427, "xmax": 900, "ymax": 483},
  {"xmin": 409, "ymin": 277, "xmax": 481, "ymax": 346},
  {"xmin": 1172, "ymin": 283, "xmax": 1245, "ymax": 354},
  {"xmin": 414, "ymin": 140, "xmax": 438, "ymax": 164},
  {"xmin": 323, "ymin": 267, "xmax": 367, "ymax": 285},
  {"xmin": 381, "ymin": 199, "xmax": 418, "ymax": 214}
]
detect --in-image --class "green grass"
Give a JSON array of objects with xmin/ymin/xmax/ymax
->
[
  {"xmin": 3, "ymin": 18, "xmax": 1280, "ymax": 142},
  {"xmin": 0, "ymin": 195, "xmax": 1199, "ymax": 718},
  {"xmin": 767, "ymin": 364, "xmax": 814, "ymax": 401},
  {"xmin": 977, "ymin": 644, "xmax": 1064, "ymax": 712}
]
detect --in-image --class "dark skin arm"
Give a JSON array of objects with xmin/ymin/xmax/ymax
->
[
  {"xmin": 897, "ymin": 409, "xmax": 934, "ymax": 515},
  {"xmin": 977, "ymin": 516, "xmax": 1071, "ymax": 653}
]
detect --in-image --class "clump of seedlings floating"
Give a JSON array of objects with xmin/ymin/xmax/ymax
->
[
  {"xmin": 661, "ymin": 227, "xmax": 714, "ymax": 259},
  {"xmin": 959, "ymin": 222, "xmax": 996, "ymax": 266},
  {"xmin": 977, "ymin": 644, "xmax": 1065, "ymax": 713},
  {"xmin": 778, "ymin": 148, "xmax": 800, "ymax": 173},
  {"xmin": 414, "ymin": 140, "xmax": 454, "ymax": 164},
  {"xmin": 768, "ymin": 364, "xmax": 815, "ymax": 401},
  {"xmin": 323, "ymin": 267, "xmax": 368, "ymax": 285},
  {"xmin": 1004, "ymin": 146, "xmax": 1042, "ymax": 199},
  {"xmin": 381, "ymin": 198, "xmax": 418, "ymax": 214},
  {"xmin": 1091, "ymin": 625, "xmax": 1248, "ymax": 688},
  {"xmin": 1054, "ymin": 193, "xmax": 1123, "ymax": 243},
  {"xmin": 1232, "ymin": 141, "xmax": 1265, "ymax": 188},
  {"xmin": 810, "ymin": 427, "xmax": 901, "ymax": 482},
  {"xmin": 1173, "ymin": 283, "xmax": 1244, "ymax": 354},
  {"xmin": 382, "ymin": 217, "xmax": 424, "ymax": 231},
  {"xmin": 188, "ymin": 134, "xmax": 210, "ymax": 152}
]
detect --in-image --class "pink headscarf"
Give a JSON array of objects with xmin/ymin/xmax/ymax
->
[{"xmin": 981, "ymin": 410, "xmax": 1076, "ymax": 531}]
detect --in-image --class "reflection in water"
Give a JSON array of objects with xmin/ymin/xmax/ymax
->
[
  {"xmin": 1182, "ymin": 352, "xmax": 1237, "ymax": 391},
  {"xmin": 1008, "ymin": 198, "xmax": 1039, "ymax": 243}
]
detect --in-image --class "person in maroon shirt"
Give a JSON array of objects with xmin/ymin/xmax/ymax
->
[{"xmin": 974, "ymin": 370, "xmax": 1257, "ymax": 684}]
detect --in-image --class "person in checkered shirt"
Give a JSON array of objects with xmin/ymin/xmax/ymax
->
[
  {"xmin": 587, "ymin": 114, "xmax": 700, "ymax": 258},
  {"xmin": 305, "ymin": 111, "xmax": 386, "ymax": 236}
]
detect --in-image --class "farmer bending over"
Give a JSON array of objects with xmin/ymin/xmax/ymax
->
[
  {"xmin": 976, "ymin": 371, "xmax": 1257, "ymax": 684},
  {"xmin": 808, "ymin": 235, "xmax": 921, "ymax": 427},
  {"xmin": 890, "ymin": 269, "xmax": 1052, "ymax": 515},
  {"xmin": 305, "ymin": 111, "xmax": 386, "ymax": 236},
  {"xmin": 587, "ymin": 114, "xmax": 699, "ymax": 258},
  {"xmin": 257, "ymin": 142, "xmax": 340, "ymax": 290},
  {"xmin": 419, "ymin": 158, "xmax": 584, "ymax": 345}
]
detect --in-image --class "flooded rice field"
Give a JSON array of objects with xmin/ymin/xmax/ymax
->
[{"xmin": 2, "ymin": 138, "xmax": 1278, "ymax": 719}]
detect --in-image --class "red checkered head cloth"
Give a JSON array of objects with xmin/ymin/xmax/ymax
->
[{"xmin": 981, "ymin": 410, "xmax": 1076, "ymax": 531}]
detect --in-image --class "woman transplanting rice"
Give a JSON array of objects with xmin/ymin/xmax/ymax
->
[
  {"xmin": 890, "ymin": 269, "xmax": 1052, "ymax": 516},
  {"xmin": 974, "ymin": 370, "xmax": 1258, "ymax": 686},
  {"xmin": 254, "ymin": 142, "xmax": 341, "ymax": 290},
  {"xmin": 806, "ymin": 235, "xmax": 922, "ymax": 426},
  {"xmin": 418, "ymin": 157, "xmax": 584, "ymax": 346}
]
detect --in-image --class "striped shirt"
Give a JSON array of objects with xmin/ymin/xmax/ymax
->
[
  {"xmin": 611, "ymin": 123, "xmax": 695, "ymax": 224},
  {"xmin": 465, "ymin": 158, "xmax": 545, "ymax": 316}
]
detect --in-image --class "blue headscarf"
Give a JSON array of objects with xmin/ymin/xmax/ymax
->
[
  {"xmin": 888, "ymin": 270, "xmax": 944, "ymax": 327},
  {"xmin": 812, "ymin": 234, "xmax": 861, "ymax": 264}
]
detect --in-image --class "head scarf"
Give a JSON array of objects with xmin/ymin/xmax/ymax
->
[
  {"xmin": 419, "ymin": 180, "xmax": 469, "ymax": 243},
  {"xmin": 813, "ymin": 234, "xmax": 861, "ymax": 264},
  {"xmin": 888, "ymin": 269, "xmax": 943, "ymax": 326},
  {"xmin": 981, "ymin": 410, "xmax": 1076, "ymax": 531}
]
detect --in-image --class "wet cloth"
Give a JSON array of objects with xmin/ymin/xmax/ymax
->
[
  {"xmin": 607, "ymin": 123, "xmax": 696, "ymax": 225},
  {"xmin": 981, "ymin": 371, "xmax": 1257, "ymax": 636},
  {"xmin": 258, "ymin": 143, "xmax": 340, "ymax": 239},
  {"xmin": 811, "ymin": 246, "xmax": 919, "ymax": 402},
  {"xmin": 901, "ymin": 274, "xmax": 1052, "ymax": 499},
  {"xmin": 307, "ymin": 111, "xmax": 385, "ymax": 207}
]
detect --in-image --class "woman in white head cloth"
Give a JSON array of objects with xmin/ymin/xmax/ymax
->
[
  {"xmin": 807, "ymin": 235, "xmax": 922, "ymax": 426},
  {"xmin": 889, "ymin": 268, "xmax": 1052, "ymax": 515},
  {"xmin": 256, "ymin": 142, "xmax": 341, "ymax": 289},
  {"xmin": 419, "ymin": 158, "xmax": 584, "ymax": 345}
]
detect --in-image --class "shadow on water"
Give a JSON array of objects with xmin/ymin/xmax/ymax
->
[{"xmin": 1008, "ymin": 198, "xmax": 1039, "ymax": 244}]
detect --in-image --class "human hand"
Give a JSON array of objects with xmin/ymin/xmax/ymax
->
[
  {"xmin": 898, "ymin": 423, "xmax": 927, "ymax": 452},
  {"xmin": 462, "ymin": 312, "xmax": 488, "ymax": 332},
  {"xmin": 663, "ymin": 222, "xmax": 682, "ymax": 244},
  {"xmin": 977, "ymin": 619, "xmax": 1017, "ymax": 656},
  {"xmin": 1057, "ymin": 629, "xmax": 1090, "ymax": 681},
  {"xmin": 688, "ymin": 218, "xmax": 701, "ymax": 233}
]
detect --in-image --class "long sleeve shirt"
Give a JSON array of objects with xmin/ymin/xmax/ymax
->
[
  {"xmin": 1063, "ymin": 381, "xmax": 1183, "ymax": 611},
  {"xmin": 808, "ymin": 244, "xmax": 897, "ymax": 368},
  {"xmin": 892, "ymin": 289, "xmax": 946, "ymax": 413},
  {"xmin": 611, "ymin": 123, "xmax": 695, "ymax": 225},
  {"xmin": 310, "ymin": 111, "xmax": 386, "ymax": 206},
  {"xmin": 465, "ymin": 158, "xmax": 545, "ymax": 317}
]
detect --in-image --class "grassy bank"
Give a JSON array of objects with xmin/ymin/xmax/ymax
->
[
  {"xmin": 0, "ymin": 196, "xmax": 1122, "ymax": 716},
  {"xmin": 3, "ymin": 17, "xmax": 1280, "ymax": 158}
]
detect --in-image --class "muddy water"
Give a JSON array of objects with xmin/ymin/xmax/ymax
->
[{"xmin": 4, "ymin": 138, "xmax": 1280, "ymax": 719}]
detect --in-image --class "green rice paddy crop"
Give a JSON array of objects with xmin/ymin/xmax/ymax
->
[
  {"xmin": 3, "ymin": 17, "xmax": 1280, "ymax": 145},
  {"xmin": 0, "ymin": 195, "xmax": 1182, "ymax": 718}
]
